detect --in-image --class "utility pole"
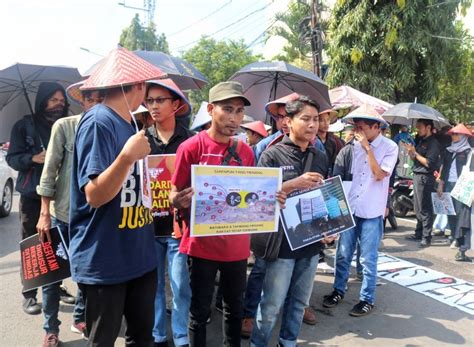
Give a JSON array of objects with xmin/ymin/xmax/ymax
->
[
  {"xmin": 118, "ymin": 0, "xmax": 155, "ymax": 26},
  {"xmin": 310, "ymin": 0, "xmax": 321, "ymax": 76}
]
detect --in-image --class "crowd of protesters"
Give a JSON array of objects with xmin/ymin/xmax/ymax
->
[{"xmin": 5, "ymin": 47, "xmax": 473, "ymax": 347}]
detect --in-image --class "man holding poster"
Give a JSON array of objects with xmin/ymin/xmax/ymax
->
[
  {"xmin": 323, "ymin": 105, "xmax": 398, "ymax": 317},
  {"xmin": 170, "ymin": 81, "xmax": 286, "ymax": 347},
  {"xmin": 145, "ymin": 78, "xmax": 194, "ymax": 347},
  {"xmin": 250, "ymin": 95, "xmax": 335, "ymax": 347},
  {"xmin": 69, "ymin": 47, "xmax": 164, "ymax": 345}
]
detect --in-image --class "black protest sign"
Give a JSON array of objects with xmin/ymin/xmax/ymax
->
[{"xmin": 20, "ymin": 226, "xmax": 70, "ymax": 292}]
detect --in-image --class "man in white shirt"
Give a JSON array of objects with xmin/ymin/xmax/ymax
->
[{"xmin": 322, "ymin": 105, "xmax": 398, "ymax": 317}]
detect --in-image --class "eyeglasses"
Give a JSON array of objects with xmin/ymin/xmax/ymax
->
[
  {"xmin": 145, "ymin": 97, "xmax": 174, "ymax": 105},
  {"xmin": 273, "ymin": 114, "xmax": 286, "ymax": 120}
]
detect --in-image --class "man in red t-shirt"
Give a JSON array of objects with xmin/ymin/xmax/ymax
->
[{"xmin": 170, "ymin": 81, "xmax": 254, "ymax": 347}]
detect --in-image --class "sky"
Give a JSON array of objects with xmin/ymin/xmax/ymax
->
[
  {"xmin": 0, "ymin": 0, "xmax": 289, "ymax": 73},
  {"xmin": 0, "ymin": 0, "xmax": 473, "ymax": 75}
]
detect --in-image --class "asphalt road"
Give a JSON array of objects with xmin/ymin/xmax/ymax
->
[{"xmin": 1, "ymin": 195, "xmax": 473, "ymax": 346}]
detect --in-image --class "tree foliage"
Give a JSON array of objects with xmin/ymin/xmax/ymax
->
[
  {"xmin": 268, "ymin": 0, "xmax": 331, "ymax": 70},
  {"xmin": 430, "ymin": 23, "xmax": 474, "ymax": 124},
  {"xmin": 182, "ymin": 37, "xmax": 262, "ymax": 107},
  {"xmin": 326, "ymin": 0, "xmax": 472, "ymax": 108},
  {"xmin": 119, "ymin": 14, "xmax": 169, "ymax": 53}
]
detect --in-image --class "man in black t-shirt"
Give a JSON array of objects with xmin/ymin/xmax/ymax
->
[{"xmin": 402, "ymin": 119, "xmax": 441, "ymax": 247}]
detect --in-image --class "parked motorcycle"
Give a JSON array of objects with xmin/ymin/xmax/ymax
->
[{"xmin": 390, "ymin": 177, "xmax": 414, "ymax": 217}]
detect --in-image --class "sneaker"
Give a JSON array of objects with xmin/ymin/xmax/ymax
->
[
  {"xmin": 43, "ymin": 333, "xmax": 59, "ymax": 347},
  {"xmin": 23, "ymin": 297, "xmax": 41, "ymax": 315},
  {"xmin": 455, "ymin": 251, "xmax": 471, "ymax": 262},
  {"xmin": 71, "ymin": 321, "xmax": 86, "ymax": 334},
  {"xmin": 450, "ymin": 240, "xmax": 459, "ymax": 249},
  {"xmin": 302, "ymin": 307, "xmax": 317, "ymax": 325},
  {"xmin": 59, "ymin": 285, "xmax": 76, "ymax": 305},
  {"xmin": 349, "ymin": 300, "xmax": 374, "ymax": 317},
  {"xmin": 322, "ymin": 290, "xmax": 344, "ymax": 308},
  {"xmin": 419, "ymin": 239, "xmax": 431, "ymax": 248},
  {"xmin": 317, "ymin": 262, "xmax": 334, "ymax": 274},
  {"xmin": 241, "ymin": 318, "xmax": 253, "ymax": 338}
]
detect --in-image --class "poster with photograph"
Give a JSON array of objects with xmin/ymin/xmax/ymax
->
[
  {"xmin": 280, "ymin": 176, "xmax": 355, "ymax": 250},
  {"xmin": 190, "ymin": 165, "xmax": 282, "ymax": 237},
  {"xmin": 148, "ymin": 154, "xmax": 176, "ymax": 236},
  {"xmin": 20, "ymin": 227, "xmax": 71, "ymax": 292},
  {"xmin": 139, "ymin": 157, "xmax": 152, "ymax": 209},
  {"xmin": 431, "ymin": 193, "xmax": 456, "ymax": 215}
]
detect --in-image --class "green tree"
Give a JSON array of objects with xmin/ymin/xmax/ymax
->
[
  {"xmin": 119, "ymin": 14, "xmax": 170, "ymax": 53},
  {"xmin": 430, "ymin": 24, "xmax": 474, "ymax": 124},
  {"xmin": 182, "ymin": 37, "xmax": 262, "ymax": 107},
  {"xmin": 326, "ymin": 0, "xmax": 472, "ymax": 108},
  {"xmin": 267, "ymin": 0, "xmax": 331, "ymax": 70}
]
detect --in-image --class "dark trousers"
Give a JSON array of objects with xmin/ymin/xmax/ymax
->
[
  {"xmin": 189, "ymin": 256, "xmax": 247, "ymax": 347},
  {"xmin": 78, "ymin": 269, "xmax": 157, "ymax": 347},
  {"xmin": 413, "ymin": 173, "xmax": 435, "ymax": 240},
  {"xmin": 19, "ymin": 195, "xmax": 41, "ymax": 300}
]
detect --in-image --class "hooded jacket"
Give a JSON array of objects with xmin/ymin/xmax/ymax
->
[{"xmin": 6, "ymin": 82, "xmax": 68, "ymax": 198}]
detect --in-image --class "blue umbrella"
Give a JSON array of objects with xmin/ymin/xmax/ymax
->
[
  {"xmin": 229, "ymin": 61, "xmax": 332, "ymax": 122},
  {"xmin": 84, "ymin": 50, "xmax": 208, "ymax": 91}
]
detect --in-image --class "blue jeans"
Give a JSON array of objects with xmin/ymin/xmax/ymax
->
[
  {"xmin": 153, "ymin": 237, "xmax": 191, "ymax": 346},
  {"xmin": 42, "ymin": 218, "xmax": 68, "ymax": 334},
  {"xmin": 43, "ymin": 218, "xmax": 85, "ymax": 333},
  {"xmin": 243, "ymin": 256, "xmax": 267, "ymax": 318},
  {"xmin": 334, "ymin": 216, "xmax": 383, "ymax": 304},
  {"xmin": 250, "ymin": 255, "xmax": 319, "ymax": 347}
]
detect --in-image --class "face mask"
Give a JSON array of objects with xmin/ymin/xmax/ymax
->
[{"xmin": 43, "ymin": 107, "xmax": 64, "ymax": 124}]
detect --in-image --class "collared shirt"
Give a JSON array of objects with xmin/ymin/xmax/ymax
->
[
  {"xmin": 146, "ymin": 123, "xmax": 195, "ymax": 155},
  {"xmin": 349, "ymin": 134, "xmax": 398, "ymax": 219},
  {"xmin": 36, "ymin": 114, "xmax": 81, "ymax": 222},
  {"xmin": 413, "ymin": 135, "xmax": 440, "ymax": 174}
]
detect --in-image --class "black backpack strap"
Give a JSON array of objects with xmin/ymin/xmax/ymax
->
[
  {"xmin": 303, "ymin": 150, "xmax": 315, "ymax": 173},
  {"xmin": 222, "ymin": 138, "xmax": 243, "ymax": 166}
]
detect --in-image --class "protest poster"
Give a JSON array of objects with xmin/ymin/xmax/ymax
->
[
  {"xmin": 148, "ymin": 154, "xmax": 176, "ymax": 236},
  {"xmin": 280, "ymin": 176, "xmax": 355, "ymax": 250},
  {"xmin": 190, "ymin": 165, "xmax": 282, "ymax": 237},
  {"xmin": 20, "ymin": 227, "xmax": 70, "ymax": 292},
  {"xmin": 431, "ymin": 193, "xmax": 456, "ymax": 215}
]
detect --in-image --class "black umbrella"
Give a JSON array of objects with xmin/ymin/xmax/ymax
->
[
  {"xmin": 84, "ymin": 50, "xmax": 208, "ymax": 91},
  {"xmin": 0, "ymin": 63, "xmax": 82, "ymax": 142},
  {"xmin": 229, "ymin": 61, "xmax": 332, "ymax": 122}
]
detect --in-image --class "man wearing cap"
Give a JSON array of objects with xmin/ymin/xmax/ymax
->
[
  {"xmin": 144, "ymin": 79, "xmax": 194, "ymax": 347},
  {"xmin": 68, "ymin": 47, "xmax": 164, "ymax": 345},
  {"xmin": 35, "ymin": 82, "xmax": 104, "ymax": 346},
  {"xmin": 170, "ymin": 81, "xmax": 283, "ymax": 347},
  {"xmin": 6, "ymin": 82, "xmax": 76, "ymax": 319},
  {"xmin": 240, "ymin": 120, "xmax": 268, "ymax": 147},
  {"xmin": 402, "ymin": 119, "xmax": 441, "ymax": 247},
  {"xmin": 323, "ymin": 106, "xmax": 398, "ymax": 317}
]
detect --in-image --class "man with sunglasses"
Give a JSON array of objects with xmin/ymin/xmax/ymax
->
[{"xmin": 35, "ymin": 82, "xmax": 104, "ymax": 346}]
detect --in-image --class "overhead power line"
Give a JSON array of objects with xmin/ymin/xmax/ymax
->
[
  {"xmin": 168, "ymin": 0, "xmax": 232, "ymax": 37},
  {"xmin": 172, "ymin": 0, "xmax": 275, "ymax": 51},
  {"xmin": 246, "ymin": 19, "xmax": 278, "ymax": 48}
]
